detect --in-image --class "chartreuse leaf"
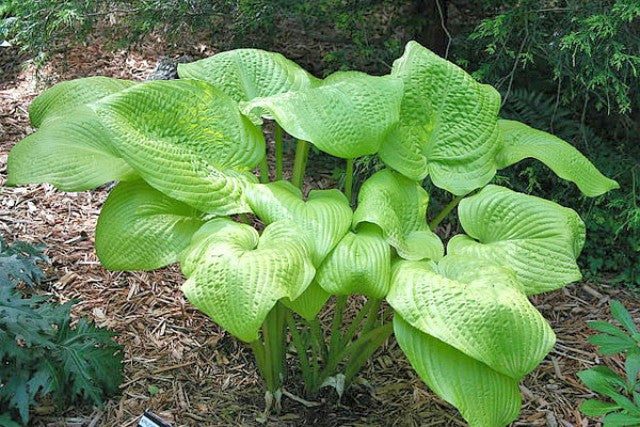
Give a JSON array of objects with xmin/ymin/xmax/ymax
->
[
  {"xmin": 379, "ymin": 41, "xmax": 501, "ymax": 195},
  {"xmin": 245, "ymin": 180, "xmax": 352, "ymax": 266},
  {"xmin": 241, "ymin": 72, "xmax": 403, "ymax": 158},
  {"xmin": 496, "ymin": 120, "xmax": 619, "ymax": 197},
  {"xmin": 93, "ymin": 79, "xmax": 265, "ymax": 215},
  {"xmin": 7, "ymin": 109, "xmax": 135, "ymax": 191},
  {"xmin": 245, "ymin": 180, "xmax": 351, "ymax": 319},
  {"xmin": 29, "ymin": 76, "xmax": 136, "ymax": 127},
  {"xmin": 316, "ymin": 224, "xmax": 391, "ymax": 298},
  {"xmin": 177, "ymin": 48, "xmax": 320, "ymax": 103},
  {"xmin": 448, "ymin": 185, "xmax": 585, "ymax": 295},
  {"xmin": 281, "ymin": 282, "xmax": 331, "ymax": 321},
  {"xmin": 387, "ymin": 256, "xmax": 555, "ymax": 380},
  {"xmin": 352, "ymin": 169, "xmax": 443, "ymax": 261},
  {"xmin": 180, "ymin": 218, "xmax": 315, "ymax": 342},
  {"xmin": 393, "ymin": 315, "xmax": 521, "ymax": 427},
  {"xmin": 95, "ymin": 180, "xmax": 205, "ymax": 270}
]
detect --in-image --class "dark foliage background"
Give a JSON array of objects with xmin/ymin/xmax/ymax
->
[{"xmin": 1, "ymin": 0, "xmax": 638, "ymax": 284}]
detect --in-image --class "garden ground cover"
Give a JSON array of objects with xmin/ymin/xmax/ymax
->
[{"xmin": 0, "ymin": 42, "xmax": 636, "ymax": 427}]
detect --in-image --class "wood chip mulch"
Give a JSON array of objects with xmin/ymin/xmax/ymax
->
[{"xmin": 1, "ymin": 41, "xmax": 637, "ymax": 427}]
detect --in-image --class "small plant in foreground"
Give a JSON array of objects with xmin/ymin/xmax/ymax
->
[
  {"xmin": 0, "ymin": 238, "xmax": 123, "ymax": 425},
  {"xmin": 6, "ymin": 42, "xmax": 619, "ymax": 426},
  {"xmin": 578, "ymin": 301, "xmax": 640, "ymax": 426}
]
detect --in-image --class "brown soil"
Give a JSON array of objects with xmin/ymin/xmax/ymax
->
[{"xmin": 0, "ymin": 42, "xmax": 635, "ymax": 427}]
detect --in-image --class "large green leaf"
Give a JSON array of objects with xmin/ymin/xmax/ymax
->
[
  {"xmin": 496, "ymin": 120, "xmax": 619, "ymax": 197},
  {"xmin": 281, "ymin": 281, "xmax": 331, "ymax": 321},
  {"xmin": 180, "ymin": 219, "xmax": 315, "ymax": 342},
  {"xmin": 448, "ymin": 185, "xmax": 585, "ymax": 295},
  {"xmin": 387, "ymin": 256, "xmax": 555, "ymax": 380},
  {"xmin": 241, "ymin": 72, "xmax": 403, "ymax": 158},
  {"xmin": 95, "ymin": 180, "xmax": 205, "ymax": 270},
  {"xmin": 7, "ymin": 110, "xmax": 135, "ymax": 191},
  {"xmin": 352, "ymin": 169, "xmax": 443, "ymax": 261},
  {"xmin": 29, "ymin": 77, "xmax": 136, "ymax": 127},
  {"xmin": 394, "ymin": 315, "xmax": 521, "ymax": 427},
  {"xmin": 177, "ymin": 48, "xmax": 319, "ymax": 103},
  {"xmin": 378, "ymin": 41, "xmax": 501, "ymax": 195},
  {"xmin": 93, "ymin": 79, "xmax": 265, "ymax": 215},
  {"xmin": 315, "ymin": 224, "xmax": 391, "ymax": 298},
  {"xmin": 245, "ymin": 180, "xmax": 352, "ymax": 265}
]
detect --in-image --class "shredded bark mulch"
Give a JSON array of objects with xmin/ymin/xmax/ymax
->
[{"xmin": 1, "ymin": 42, "xmax": 636, "ymax": 427}]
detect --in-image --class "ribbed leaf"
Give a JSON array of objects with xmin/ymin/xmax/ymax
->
[
  {"xmin": 316, "ymin": 224, "xmax": 391, "ymax": 298},
  {"xmin": 180, "ymin": 219, "xmax": 315, "ymax": 342},
  {"xmin": 245, "ymin": 181, "xmax": 352, "ymax": 265},
  {"xmin": 394, "ymin": 315, "xmax": 521, "ymax": 427},
  {"xmin": 95, "ymin": 180, "xmax": 205, "ymax": 270},
  {"xmin": 448, "ymin": 185, "xmax": 585, "ymax": 295},
  {"xmin": 378, "ymin": 41, "xmax": 501, "ymax": 195},
  {"xmin": 496, "ymin": 120, "xmax": 619, "ymax": 197},
  {"xmin": 387, "ymin": 256, "xmax": 555, "ymax": 379},
  {"xmin": 7, "ymin": 110, "xmax": 135, "ymax": 191},
  {"xmin": 241, "ymin": 72, "xmax": 403, "ymax": 158},
  {"xmin": 93, "ymin": 79, "xmax": 265, "ymax": 215},
  {"xmin": 177, "ymin": 48, "xmax": 319, "ymax": 103},
  {"xmin": 29, "ymin": 77, "xmax": 136, "ymax": 127},
  {"xmin": 281, "ymin": 281, "xmax": 331, "ymax": 321},
  {"xmin": 352, "ymin": 169, "xmax": 443, "ymax": 261}
]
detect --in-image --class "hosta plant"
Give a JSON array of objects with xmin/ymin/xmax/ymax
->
[{"xmin": 6, "ymin": 42, "xmax": 619, "ymax": 426}]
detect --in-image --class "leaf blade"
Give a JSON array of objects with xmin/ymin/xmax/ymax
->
[
  {"xmin": 387, "ymin": 256, "xmax": 555, "ymax": 380},
  {"xmin": 496, "ymin": 119, "xmax": 619, "ymax": 197},
  {"xmin": 177, "ymin": 48, "xmax": 319, "ymax": 103},
  {"xmin": 394, "ymin": 314, "xmax": 521, "ymax": 427},
  {"xmin": 242, "ymin": 72, "xmax": 403, "ymax": 158},
  {"xmin": 93, "ymin": 79, "xmax": 265, "ymax": 215},
  {"xmin": 245, "ymin": 181, "xmax": 352, "ymax": 266},
  {"xmin": 29, "ymin": 76, "xmax": 136, "ymax": 127},
  {"xmin": 316, "ymin": 225, "xmax": 391, "ymax": 298},
  {"xmin": 95, "ymin": 180, "xmax": 205, "ymax": 270},
  {"xmin": 7, "ymin": 110, "xmax": 135, "ymax": 191},
  {"xmin": 353, "ymin": 169, "xmax": 443, "ymax": 261},
  {"xmin": 448, "ymin": 185, "xmax": 585, "ymax": 295},
  {"xmin": 180, "ymin": 219, "xmax": 315, "ymax": 342},
  {"xmin": 379, "ymin": 41, "xmax": 501, "ymax": 195}
]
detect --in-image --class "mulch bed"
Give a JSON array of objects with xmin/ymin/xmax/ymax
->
[{"xmin": 0, "ymin": 41, "xmax": 636, "ymax": 427}]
